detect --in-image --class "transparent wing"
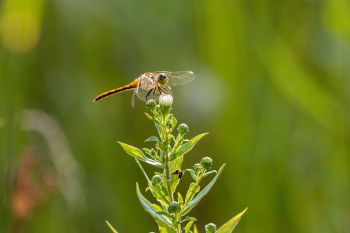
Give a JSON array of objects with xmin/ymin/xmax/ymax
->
[
  {"xmin": 135, "ymin": 85, "xmax": 172, "ymax": 102},
  {"xmin": 154, "ymin": 71, "xmax": 195, "ymax": 87}
]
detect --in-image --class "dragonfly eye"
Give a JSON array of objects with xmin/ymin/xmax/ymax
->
[{"xmin": 158, "ymin": 73, "xmax": 167, "ymax": 82}]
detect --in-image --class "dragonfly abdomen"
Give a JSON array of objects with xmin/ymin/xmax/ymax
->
[{"xmin": 93, "ymin": 79, "xmax": 139, "ymax": 102}]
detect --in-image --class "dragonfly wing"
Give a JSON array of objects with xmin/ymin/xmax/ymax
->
[
  {"xmin": 136, "ymin": 88, "xmax": 152, "ymax": 102},
  {"xmin": 154, "ymin": 71, "xmax": 195, "ymax": 87},
  {"xmin": 136, "ymin": 85, "xmax": 172, "ymax": 102}
]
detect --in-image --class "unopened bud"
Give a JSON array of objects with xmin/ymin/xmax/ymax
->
[
  {"xmin": 159, "ymin": 94, "xmax": 173, "ymax": 107},
  {"xmin": 200, "ymin": 157, "xmax": 213, "ymax": 170},
  {"xmin": 177, "ymin": 123, "xmax": 189, "ymax": 135},
  {"xmin": 151, "ymin": 175, "xmax": 162, "ymax": 187},
  {"xmin": 193, "ymin": 163, "xmax": 203, "ymax": 173},
  {"xmin": 205, "ymin": 223, "xmax": 217, "ymax": 233},
  {"xmin": 146, "ymin": 99, "xmax": 157, "ymax": 110},
  {"xmin": 168, "ymin": 201, "xmax": 181, "ymax": 213}
]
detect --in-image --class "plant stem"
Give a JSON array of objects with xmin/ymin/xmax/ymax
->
[
  {"xmin": 165, "ymin": 151, "xmax": 173, "ymax": 202},
  {"xmin": 161, "ymin": 109, "xmax": 174, "ymax": 203}
]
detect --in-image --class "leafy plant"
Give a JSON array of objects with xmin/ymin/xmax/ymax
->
[{"xmin": 108, "ymin": 94, "xmax": 247, "ymax": 232}]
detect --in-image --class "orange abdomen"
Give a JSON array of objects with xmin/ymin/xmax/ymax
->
[{"xmin": 93, "ymin": 79, "xmax": 139, "ymax": 102}]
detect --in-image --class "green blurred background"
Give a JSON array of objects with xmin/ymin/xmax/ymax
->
[{"xmin": 1, "ymin": 0, "xmax": 350, "ymax": 232}]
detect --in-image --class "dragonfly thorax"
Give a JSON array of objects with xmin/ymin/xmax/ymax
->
[{"xmin": 139, "ymin": 73, "xmax": 157, "ymax": 90}]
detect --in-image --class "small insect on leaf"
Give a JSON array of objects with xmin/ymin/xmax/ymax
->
[{"xmin": 174, "ymin": 169, "xmax": 185, "ymax": 179}]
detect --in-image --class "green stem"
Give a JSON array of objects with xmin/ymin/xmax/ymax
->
[
  {"xmin": 161, "ymin": 109, "xmax": 174, "ymax": 203},
  {"xmin": 165, "ymin": 150, "xmax": 173, "ymax": 202}
]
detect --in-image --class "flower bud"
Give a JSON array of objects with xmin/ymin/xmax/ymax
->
[
  {"xmin": 168, "ymin": 201, "xmax": 181, "ymax": 213},
  {"xmin": 177, "ymin": 123, "xmax": 189, "ymax": 135},
  {"xmin": 151, "ymin": 175, "xmax": 162, "ymax": 187},
  {"xmin": 159, "ymin": 94, "xmax": 173, "ymax": 107},
  {"xmin": 146, "ymin": 99, "xmax": 157, "ymax": 110},
  {"xmin": 193, "ymin": 163, "xmax": 203, "ymax": 173},
  {"xmin": 200, "ymin": 157, "xmax": 213, "ymax": 170},
  {"xmin": 205, "ymin": 223, "xmax": 217, "ymax": 233}
]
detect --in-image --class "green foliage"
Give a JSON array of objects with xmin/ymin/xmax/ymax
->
[
  {"xmin": 216, "ymin": 208, "xmax": 248, "ymax": 233},
  {"xmin": 112, "ymin": 102, "xmax": 246, "ymax": 232},
  {"xmin": 105, "ymin": 221, "xmax": 119, "ymax": 233}
]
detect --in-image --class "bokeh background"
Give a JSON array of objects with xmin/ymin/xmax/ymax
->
[{"xmin": 1, "ymin": 0, "xmax": 350, "ymax": 232}]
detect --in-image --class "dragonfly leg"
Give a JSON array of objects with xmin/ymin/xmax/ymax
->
[
  {"xmin": 159, "ymin": 86, "xmax": 166, "ymax": 94},
  {"xmin": 159, "ymin": 86, "xmax": 171, "ymax": 95},
  {"xmin": 146, "ymin": 88, "xmax": 153, "ymax": 100}
]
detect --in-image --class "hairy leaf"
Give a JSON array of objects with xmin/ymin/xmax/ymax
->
[{"xmin": 216, "ymin": 208, "xmax": 248, "ymax": 233}]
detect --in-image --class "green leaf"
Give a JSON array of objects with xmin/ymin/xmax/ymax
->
[
  {"xmin": 193, "ymin": 224, "xmax": 198, "ymax": 233},
  {"xmin": 149, "ymin": 186, "xmax": 170, "ymax": 206},
  {"xmin": 203, "ymin": 170, "xmax": 217, "ymax": 178},
  {"xmin": 172, "ymin": 133, "xmax": 208, "ymax": 159},
  {"xmin": 169, "ymin": 155, "xmax": 184, "ymax": 173},
  {"xmin": 177, "ymin": 192, "xmax": 183, "ymax": 204},
  {"xmin": 181, "ymin": 216, "xmax": 197, "ymax": 224},
  {"xmin": 185, "ymin": 182, "xmax": 200, "ymax": 204},
  {"xmin": 142, "ymin": 148, "xmax": 152, "ymax": 155},
  {"xmin": 118, "ymin": 142, "xmax": 162, "ymax": 167},
  {"xmin": 159, "ymin": 226, "xmax": 168, "ymax": 233},
  {"xmin": 184, "ymin": 220, "xmax": 196, "ymax": 233},
  {"xmin": 170, "ymin": 115, "xmax": 178, "ymax": 130},
  {"xmin": 186, "ymin": 169, "xmax": 197, "ymax": 180},
  {"xmin": 136, "ymin": 183, "xmax": 177, "ymax": 233},
  {"xmin": 170, "ymin": 172, "xmax": 181, "ymax": 195},
  {"xmin": 144, "ymin": 112, "xmax": 154, "ymax": 121},
  {"xmin": 134, "ymin": 159, "xmax": 151, "ymax": 183},
  {"xmin": 216, "ymin": 208, "xmax": 248, "ymax": 233},
  {"xmin": 105, "ymin": 220, "xmax": 118, "ymax": 233},
  {"xmin": 145, "ymin": 136, "xmax": 160, "ymax": 142},
  {"xmin": 182, "ymin": 164, "xmax": 225, "ymax": 215},
  {"xmin": 155, "ymin": 122, "xmax": 165, "ymax": 140}
]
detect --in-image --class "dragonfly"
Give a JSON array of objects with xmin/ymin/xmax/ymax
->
[{"xmin": 93, "ymin": 71, "xmax": 195, "ymax": 106}]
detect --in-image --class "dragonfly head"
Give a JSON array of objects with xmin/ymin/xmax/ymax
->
[{"xmin": 157, "ymin": 73, "xmax": 168, "ymax": 85}]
